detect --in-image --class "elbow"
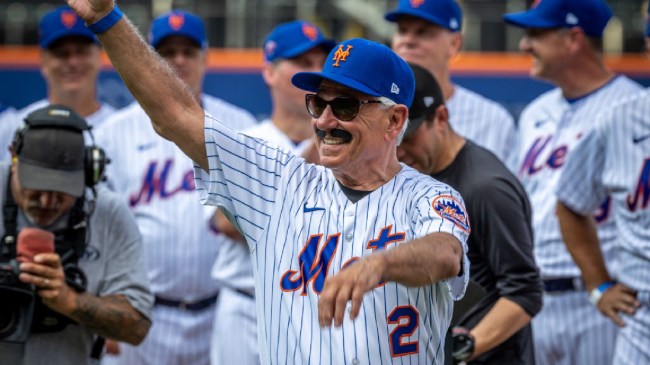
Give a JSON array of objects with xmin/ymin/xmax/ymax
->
[{"xmin": 125, "ymin": 318, "xmax": 152, "ymax": 345}]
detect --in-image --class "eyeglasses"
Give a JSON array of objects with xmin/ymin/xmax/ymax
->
[{"xmin": 305, "ymin": 94, "xmax": 383, "ymax": 121}]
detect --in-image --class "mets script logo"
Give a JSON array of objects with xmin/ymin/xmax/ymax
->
[
  {"xmin": 332, "ymin": 45, "xmax": 353, "ymax": 67},
  {"xmin": 61, "ymin": 11, "xmax": 77, "ymax": 29},
  {"xmin": 168, "ymin": 13, "xmax": 185, "ymax": 30},
  {"xmin": 433, "ymin": 195, "xmax": 470, "ymax": 232},
  {"xmin": 627, "ymin": 158, "xmax": 650, "ymax": 212},
  {"xmin": 410, "ymin": 0, "xmax": 425, "ymax": 8},
  {"xmin": 302, "ymin": 23, "xmax": 318, "ymax": 41}
]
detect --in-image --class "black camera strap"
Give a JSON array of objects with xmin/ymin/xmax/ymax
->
[{"xmin": 2, "ymin": 171, "xmax": 18, "ymax": 261}]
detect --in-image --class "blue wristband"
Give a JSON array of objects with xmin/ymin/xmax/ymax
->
[
  {"xmin": 589, "ymin": 280, "xmax": 616, "ymax": 305},
  {"xmin": 87, "ymin": 6, "xmax": 124, "ymax": 35}
]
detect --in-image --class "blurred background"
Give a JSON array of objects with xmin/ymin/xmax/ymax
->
[
  {"xmin": 2, "ymin": 0, "xmax": 648, "ymax": 52},
  {"xmin": 1, "ymin": 0, "xmax": 649, "ymax": 119}
]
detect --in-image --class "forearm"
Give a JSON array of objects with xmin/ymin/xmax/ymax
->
[
  {"xmin": 469, "ymin": 298, "xmax": 531, "ymax": 358},
  {"xmin": 94, "ymin": 10, "xmax": 207, "ymax": 169},
  {"xmin": 557, "ymin": 202, "xmax": 611, "ymax": 290},
  {"xmin": 66, "ymin": 292, "xmax": 151, "ymax": 345},
  {"xmin": 382, "ymin": 232, "xmax": 462, "ymax": 286}
]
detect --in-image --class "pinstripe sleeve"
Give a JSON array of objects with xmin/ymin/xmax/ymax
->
[
  {"xmin": 556, "ymin": 123, "xmax": 607, "ymax": 215},
  {"xmin": 194, "ymin": 113, "xmax": 295, "ymax": 244}
]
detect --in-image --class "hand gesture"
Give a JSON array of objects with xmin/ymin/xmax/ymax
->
[
  {"xmin": 597, "ymin": 283, "xmax": 640, "ymax": 327},
  {"xmin": 318, "ymin": 254, "xmax": 387, "ymax": 327},
  {"xmin": 65, "ymin": 0, "xmax": 114, "ymax": 24}
]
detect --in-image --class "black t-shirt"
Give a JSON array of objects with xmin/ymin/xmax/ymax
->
[{"xmin": 434, "ymin": 141, "xmax": 543, "ymax": 365}]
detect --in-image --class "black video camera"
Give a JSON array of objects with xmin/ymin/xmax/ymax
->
[{"xmin": 0, "ymin": 256, "xmax": 36, "ymax": 343}]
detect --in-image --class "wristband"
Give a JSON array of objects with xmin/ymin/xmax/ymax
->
[
  {"xmin": 87, "ymin": 6, "xmax": 124, "ymax": 34},
  {"xmin": 589, "ymin": 280, "xmax": 615, "ymax": 305}
]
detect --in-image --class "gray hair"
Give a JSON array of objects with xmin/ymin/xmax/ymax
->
[{"xmin": 377, "ymin": 96, "xmax": 409, "ymax": 145}]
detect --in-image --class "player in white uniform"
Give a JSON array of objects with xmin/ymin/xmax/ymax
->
[
  {"xmin": 97, "ymin": 10, "xmax": 257, "ymax": 365},
  {"xmin": 555, "ymin": 15, "xmax": 650, "ymax": 365},
  {"xmin": 0, "ymin": 6, "xmax": 115, "ymax": 162},
  {"xmin": 385, "ymin": 0, "xmax": 516, "ymax": 164},
  {"xmin": 503, "ymin": 1, "xmax": 644, "ymax": 364},
  {"xmin": 62, "ymin": 4, "xmax": 472, "ymax": 362},
  {"xmin": 210, "ymin": 20, "xmax": 334, "ymax": 365}
]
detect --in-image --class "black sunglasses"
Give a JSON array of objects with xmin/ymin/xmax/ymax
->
[{"xmin": 305, "ymin": 94, "xmax": 383, "ymax": 121}]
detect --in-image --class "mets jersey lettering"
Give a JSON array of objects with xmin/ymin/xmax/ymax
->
[
  {"xmin": 129, "ymin": 159, "xmax": 195, "ymax": 207},
  {"xmin": 627, "ymin": 158, "xmax": 650, "ymax": 212}
]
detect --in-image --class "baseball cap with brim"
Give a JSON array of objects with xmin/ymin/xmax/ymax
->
[
  {"xmin": 264, "ymin": 20, "xmax": 337, "ymax": 62},
  {"xmin": 17, "ymin": 105, "xmax": 88, "ymax": 197},
  {"xmin": 291, "ymin": 38, "xmax": 415, "ymax": 107},
  {"xmin": 39, "ymin": 6, "xmax": 98, "ymax": 49},
  {"xmin": 385, "ymin": 0, "xmax": 463, "ymax": 32},
  {"xmin": 404, "ymin": 62, "xmax": 444, "ymax": 137},
  {"xmin": 149, "ymin": 10, "xmax": 207, "ymax": 49},
  {"xmin": 503, "ymin": 0, "xmax": 613, "ymax": 37}
]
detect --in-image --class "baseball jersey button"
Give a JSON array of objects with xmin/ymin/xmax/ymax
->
[
  {"xmin": 345, "ymin": 233, "xmax": 352, "ymax": 241},
  {"xmin": 346, "ymin": 211, "xmax": 354, "ymax": 216},
  {"xmin": 352, "ymin": 358, "xmax": 360, "ymax": 365}
]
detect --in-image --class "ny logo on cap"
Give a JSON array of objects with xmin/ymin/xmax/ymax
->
[
  {"xmin": 332, "ymin": 45, "xmax": 353, "ymax": 67},
  {"xmin": 302, "ymin": 23, "xmax": 318, "ymax": 41},
  {"xmin": 169, "ymin": 13, "xmax": 185, "ymax": 31},
  {"xmin": 61, "ymin": 11, "xmax": 77, "ymax": 29},
  {"xmin": 410, "ymin": 0, "xmax": 425, "ymax": 8}
]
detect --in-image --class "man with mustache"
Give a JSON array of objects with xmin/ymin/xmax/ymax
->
[
  {"xmin": 63, "ymin": 1, "xmax": 472, "ymax": 363},
  {"xmin": 503, "ymin": 0, "xmax": 643, "ymax": 364}
]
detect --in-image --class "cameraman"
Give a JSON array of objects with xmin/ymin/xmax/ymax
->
[{"xmin": 0, "ymin": 105, "xmax": 153, "ymax": 364}]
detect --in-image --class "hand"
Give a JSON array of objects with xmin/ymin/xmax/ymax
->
[
  {"xmin": 317, "ymin": 254, "xmax": 387, "ymax": 327},
  {"xmin": 66, "ymin": 0, "xmax": 114, "ymax": 24},
  {"xmin": 105, "ymin": 339, "xmax": 122, "ymax": 355},
  {"xmin": 597, "ymin": 283, "xmax": 640, "ymax": 327},
  {"xmin": 19, "ymin": 253, "xmax": 76, "ymax": 314}
]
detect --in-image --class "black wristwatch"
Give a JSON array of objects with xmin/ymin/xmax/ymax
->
[{"xmin": 451, "ymin": 326, "xmax": 475, "ymax": 363}]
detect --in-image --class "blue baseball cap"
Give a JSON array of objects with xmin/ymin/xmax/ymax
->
[
  {"xmin": 385, "ymin": 0, "xmax": 463, "ymax": 32},
  {"xmin": 263, "ymin": 20, "xmax": 336, "ymax": 62},
  {"xmin": 149, "ymin": 10, "xmax": 207, "ymax": 49},
  {"xmin": 503, "ymin": 0, "xmax": 613, "ymax": 37},
  {"xmin": 291, "ymin": 38, "xmax": 415, "ymax": 107},
  {"xmin": 39, "ymin": 6, "xmax": 98, "ymax": 49}
]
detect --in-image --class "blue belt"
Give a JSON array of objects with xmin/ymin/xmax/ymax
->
[
  {"xmin": 155, "ymin": 293, "xmax": 218, "ymax": 311},
  {"xmin": 543, "ymin": 278, "xmax": 584, "ymax": 292}
]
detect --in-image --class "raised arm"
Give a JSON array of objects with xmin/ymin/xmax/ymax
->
[
  {"xmin": 66, "ymin": 0, "xmax": 207, "ymax": 170},
  {"xmin": 318, "ymin": 232, "xmax": 462, "ymax": 327}
]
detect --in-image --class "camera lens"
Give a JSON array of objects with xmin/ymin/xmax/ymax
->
[{"xmin": 0, "ymin": 301, "xmax": 20, "ymax": 339}]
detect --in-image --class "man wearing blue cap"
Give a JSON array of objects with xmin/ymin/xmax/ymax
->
[
  {"xmin": 503, "ymin": 1, "xmax": 644, "ymax": 365},
  {"xmin": 385, "ymin": 0, "xmax": 517, "ymax": 166},
  {"xmin": 208, "ymin": 19, "xmax": 334, "ymax": 365},
  {"xmin": 63, "ymin": 1, "xmax": 473, "ymax": 363},
  {"xmin": 0, "ymin": 6, "xmax": 115, "ymax": 164},
  {"xmin": 96, "ymin": 9, "xmax": 257, "ymax": 365}
]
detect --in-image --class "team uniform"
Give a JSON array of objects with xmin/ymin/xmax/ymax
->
[
  {"xmin": 433, "ymin": 141, "xmax": 542, "ymax": 364},
  {"xmin": 0, "ymin": 106, "xmax": 16, "ymax": 160},
  {"xmin": 447, "ymin": 85, "xmax": 517, "ymax": 164},
  {"xmin": 0, "ymin": 99, "xmax": 115, "ymax": 162},
  {"xmin": 556, "ymin": 89, "xmax": 650, "ymax": 365},
  {"xmin": 210, "ymin": 118, "xmax": 311, "ymax": 365},
  {"xmin": 195, "ymin": 114, "xmax": 470, "ymax": 365},
  {"xmin": 96, "ymin": 95, "xmax": 256, "ymax": 365},
  {"xmin": 513, "ymin": 75, "xmax": 643, "ymax": 365}
]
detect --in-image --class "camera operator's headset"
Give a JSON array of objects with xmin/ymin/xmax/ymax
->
[{"xmin": 11, "ymin": 105, "xmax": 108, "ymax": 189}]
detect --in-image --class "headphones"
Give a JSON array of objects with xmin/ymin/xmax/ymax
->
[{"xmin": 12, "ymin": 106, "xmax": 108, "ymax": 188}]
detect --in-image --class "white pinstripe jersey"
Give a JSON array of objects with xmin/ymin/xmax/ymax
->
[
  {"xmin": 447, "ymin": 85, "xmax": 517, "ymax": 163},
  {"xmin": 95, "ymin": 95, "xmax": 257, "ymax": 301},
  {"xmin": 194, "ymin": 115, "xmax": 470, "ymax": 365},
  {"xmin": 0, "ymin": 99, "xmax": 115, "ymax": 162},
  {"xmin": 212, "ymin": 119, "xmax": 312, "ymax": 291},
  {"xmin": 514, "ymin": 76, "xmax": 642, "ymax": 278},
  {"xmin": 556, "ymin": 89, "xmax": 650, "ymax": 292}
]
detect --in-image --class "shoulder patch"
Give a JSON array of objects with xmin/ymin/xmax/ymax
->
[{"xmin": 432, "ymin": 195, "xmax": 470, "ymax": 232}]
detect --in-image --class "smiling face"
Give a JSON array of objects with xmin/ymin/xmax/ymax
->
[
  {"xmin": 519, "ymin": 28, "xmax": 573, "ymax": 82},
  {"xmin": 311, "ymin": 81, "xmax": 407, "ymax": 180},
  {"xmin": 40, "ymin": 36, "xmax": 101, "ymax": 98},
  {"xmin": 156, "ymin": 36, "xmax": 206, "ymax": 96}
]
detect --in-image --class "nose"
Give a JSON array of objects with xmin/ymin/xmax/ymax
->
[
  {"xmin": 38, "ymin": 192, "xmax": 59, "ymax": 208},
  {"xmin": 519, "ymin": 36, "xmax": 531, "ymax": 52},
  {"xmin": 314, "ymin": 105, "xmax": 339, "ymax": 131}
]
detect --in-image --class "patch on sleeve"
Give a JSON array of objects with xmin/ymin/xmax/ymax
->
[{"xmin": 432, "ymin": 195, "xmax": 470, "ymax": 233}]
